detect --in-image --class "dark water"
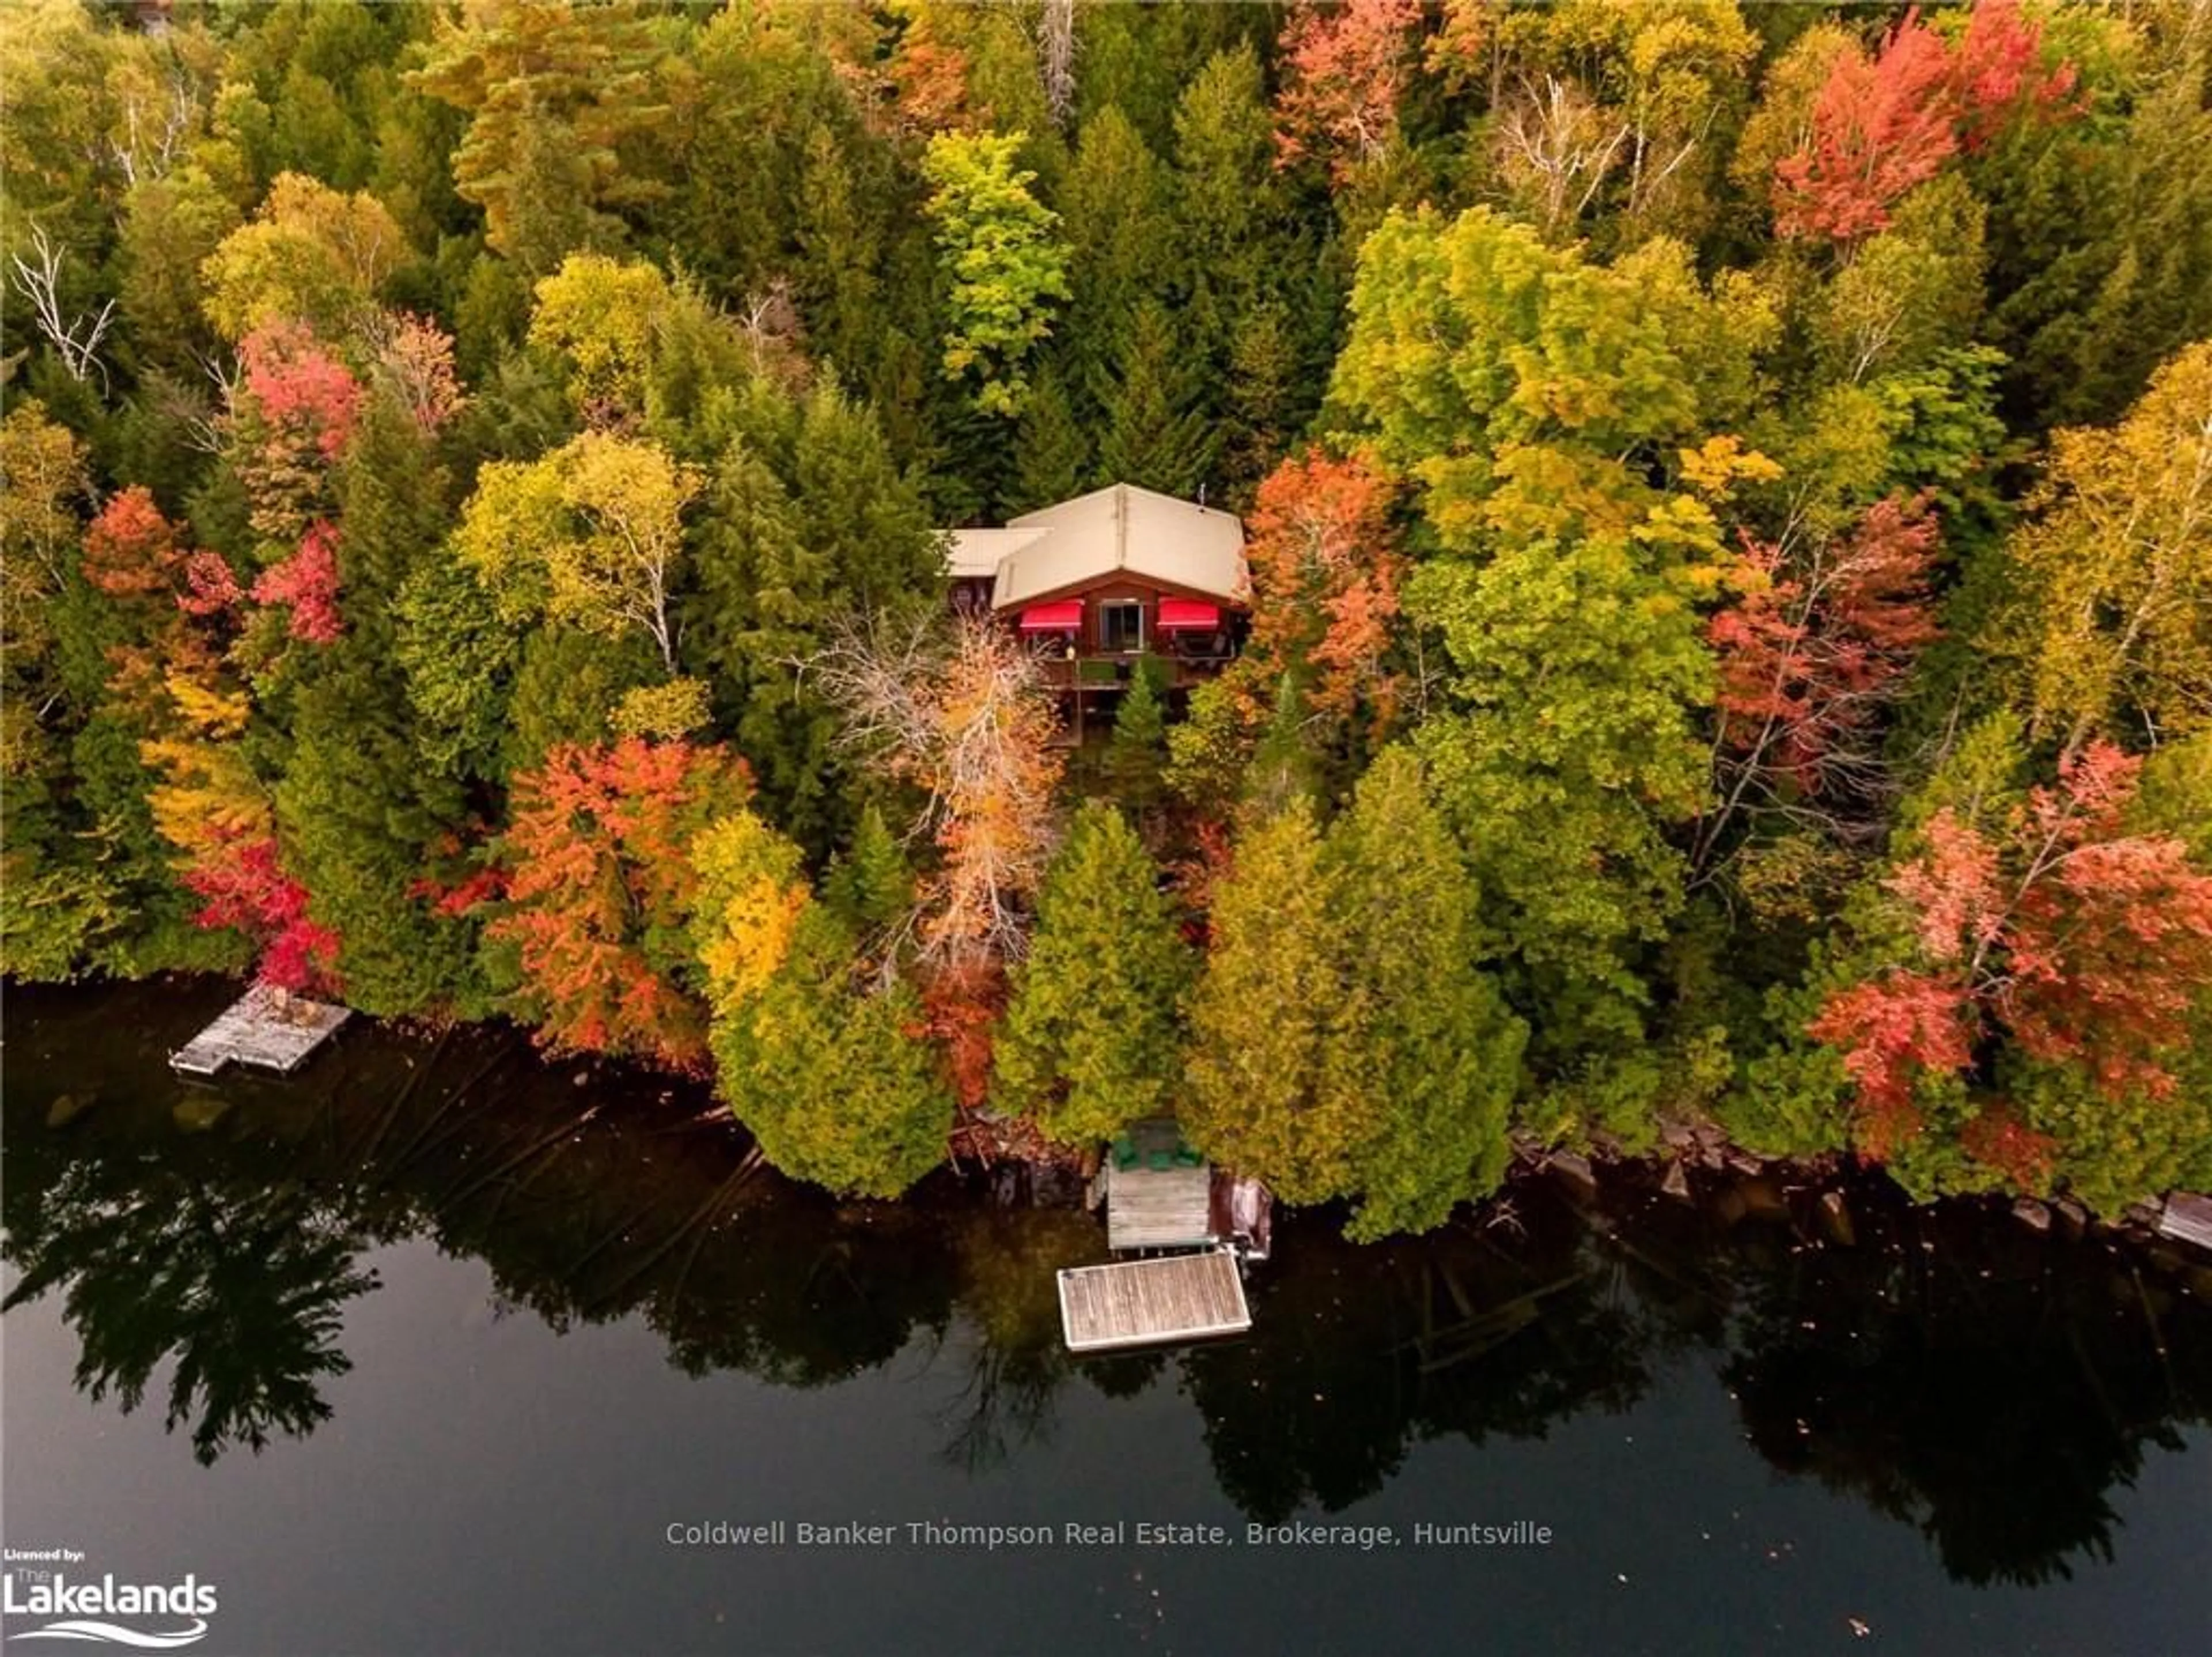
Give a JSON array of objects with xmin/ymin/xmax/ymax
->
[{"xmin": 4, "ymin": 980, "xmax": 2209, "ymax": 1657}]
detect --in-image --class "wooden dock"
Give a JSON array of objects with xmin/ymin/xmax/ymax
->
[
  {"xmin": 171, "ymin": 983, "xmax": 351, "ymax": 1077},
  {"xmin": 1104, "ymin": 1121, "xmax": 1215, "ymax": 1251},
  {"xmin": 2158, "ymin": 1192, "xmax": 2212, "ymax": 1253},
  {"xmin": 1058, "ymin": 1249, "xmax": 1251, "ymax": 1353}
]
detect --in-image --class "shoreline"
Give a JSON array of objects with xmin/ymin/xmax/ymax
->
[{"xmin": 20, "ymin": 968, "xmax": 2212, "ymax": 1284}]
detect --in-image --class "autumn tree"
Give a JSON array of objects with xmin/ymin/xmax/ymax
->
[
  {"xmin": 1772, "ymin": 1, "xmax": 2077, "ymax": 244},
  {"xmin": 1809, "ymin": 736, "xmax": 2212, "ymax": 1188},
  {"xmin": 453, "ymin": 431, "xmax": 702, "ymax": 674},
  {"xmin": 919, "ymin": 129, "xmax": 1071, "ymax": 416},
  {"xmin": 1487, "ymin": 0, "xmax": 1760, "ymax": 248},
  {"xmin": 490, "ymin": 737, "xmax": 753, "ymax": 1069},
  {"xmin": 1699, "ymin": 493, "xmax": 1944, "ymax": 868},
  {"xmin": 1241, "ymin": 448, "xmax": 1406, "ymax": 748},
  {"xmin": 812, "ymin": 612, "xmax": 1064, "ymax": 970},
  {"xmin": 994, "ymin": 804, "xmax": 1193, "ymax": 1145},
  {"xmin": 524, "ymin": 251, "xmax": 691, "ymax": 428},
  {"xmin": 228, "ymin": 321, "xmax": 362, "ymax": 544},
  {"xmin": 1989, "ymin": 341, "xmax": 2212, "ymax": 747},
  {"xmin": 1271, "ymin": 0, "xmax": 1424, "ymax": 181},
  {"xmin": 199, "ymin": 173, "xmax": 408, "ymax": 344}
]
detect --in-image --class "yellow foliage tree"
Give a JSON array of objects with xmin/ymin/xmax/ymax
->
[
  {"xmin": 200, "ymin": 173, "xmax": 409, "ymax": 342},
  {"xmin": 1995, "ymin": 341, "xmax": 2212, "ymax": 746}
]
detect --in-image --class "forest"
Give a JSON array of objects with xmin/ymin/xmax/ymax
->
[{"xmin": 3, "ymin": 0, "xmax": 2209, "ymax": 1234}]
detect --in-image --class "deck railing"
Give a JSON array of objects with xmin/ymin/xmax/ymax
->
[{"xmin": 1034, "ymin": 650, "xmax": 1234, "ymax": 691}]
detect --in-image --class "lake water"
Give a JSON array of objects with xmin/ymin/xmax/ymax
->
[{"xmin": 5, "ymin": 979, "xmax": 2209, "ymax": 1656}]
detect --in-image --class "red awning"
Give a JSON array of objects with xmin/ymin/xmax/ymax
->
[
  {"xmin": 1017, "ymin": 600, "xmax": 1083, "ymax": 633},
  {"xmin": 1158, "ymin": 599, "xmax": 1222, "ymax": 630}
]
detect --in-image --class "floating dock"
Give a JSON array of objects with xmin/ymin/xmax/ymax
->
[
  {"xmin": 1057, "ymin": 1249, "xmax": 1251, "ymax": 1353},
  {"xmin": 171, "ymin": 983, "xmax": 351, "ymax": 1077}
]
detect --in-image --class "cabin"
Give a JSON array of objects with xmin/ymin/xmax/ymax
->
[{"xmin": 944, "ymin": 483, "xmax": 1249, "ymax": 708}]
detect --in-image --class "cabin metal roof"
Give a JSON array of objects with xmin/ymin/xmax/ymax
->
[{"xmin": 941, "ymin": 483, "xmax": 1248, "ymax": 610}]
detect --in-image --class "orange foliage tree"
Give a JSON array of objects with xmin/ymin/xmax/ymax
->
[
  {"xmin": 1699, "ymin": 493, "xmax": 1942, "ymax": 865},
  {"xmin": 491, "ymin": 736, "xmax": 754, "ymax": 1070},
  {"xmin": 1273, "ymin": 0, "xmax": 1426, "ymax": 180},
  {"xmin": 812, "ymin": 614, "xmax": 1065, "ymax": 1121},
  {"xmin": 1242, "ymin": 448, "xmax": 1407, "ymax": 740}
]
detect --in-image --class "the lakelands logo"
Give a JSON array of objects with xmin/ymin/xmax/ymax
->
[{"xmin": 3, "ymin": 1550, "xmax": 218, "ymax": 1649}]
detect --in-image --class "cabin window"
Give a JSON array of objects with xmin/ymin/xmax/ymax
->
[{"xmin": 1100, "ymin": 600, "xmax": 1145, "ymax": 654}]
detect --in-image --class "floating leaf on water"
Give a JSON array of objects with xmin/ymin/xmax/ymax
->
[
  {"xmin": 173, "ymin": 1094, "xmax": 235, "ymax": 1133},
  {"xmin": 46, "ymin": 1092, "xmax": 97, "ymax": 1128}
]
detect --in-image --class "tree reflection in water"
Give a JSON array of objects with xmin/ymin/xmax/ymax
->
[
  {"xmin": 4, "ymin": 1158, "xmax": 376, "ymax": 1464},
  {"xmin": 5, "ymin": 979, "xmax": 2209, "ymax": 1589}
]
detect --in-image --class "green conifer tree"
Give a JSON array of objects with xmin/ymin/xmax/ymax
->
[
  {"xmin": 712, "ymin": 903, "xmax": 949, "ymax": 1198},
  {"xmin": 1182, "ymin": 803, "xmax": 1355, "ymax": 1201},
  {"xmin": 824, "ymin": 802, "xmax": 915, "ymax": 937},
  {"xmin": 1104, "ymin": 665, "xmax": 1169, "ymax": 815},
  {"xmin": 1323, "ymin": 750, "xmax": 1527, "ymax": 1239},
  {"xmin": 1003, "ymin": 365, "xmax": 1090, "ymax": 514},
  {"xmin": 994, "ymin": 803, "xmax": 1193, "ymax": 1145},
  {"xmin": 1092, "ymin": 300, "xmax": 1214, "ymax": 495}
]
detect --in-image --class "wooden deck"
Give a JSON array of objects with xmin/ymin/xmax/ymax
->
[
  {"xmin": 1105, "ymin": 1120, "xmax": 1214, "ymax": 1251},
  {"xmin": 1058, "ymin": 1249, "xmax": 1251, "ymax": 1353},
  {"xmin": 171, "ymin": 983, "xmax": 351, "ymax": 1077},
  {"xmin": 2158, "ymin": 1192, "xmax": 2212, "ymax": 1252}
]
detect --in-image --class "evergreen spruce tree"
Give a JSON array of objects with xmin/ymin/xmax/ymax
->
[
  {"xmin": 1182, "ymin": 803, "xmax": 1356, "ymax": 1201},
  {"xmin": 1104, "ymin": 663, "xmax": 1168, "ymax": 815},
  {"xmin": 994, "ymin": 803, "xmax": 1193, "ymax": 1145},
  {"xmin": 1003, "ymin": 365, "xmax": 1090, "ymax": 513},
  {"xmin": 824, "ymin": 802, "xmax": 915, "ymax": 937},
  {"xmin": 1059, "ymin": 105, "xmax": 1177, "ymax": 395},
  {"xmin": 1323, "ymin": 749, "xmax": 1527, "ymax": 1239},
  {"xmin": 712, "ymin": 903, "xmax": 950, "ymax": 1198},
  {"xmin": 1093, "ymin": 300, "xmax": 1214, "ymax": 495}
]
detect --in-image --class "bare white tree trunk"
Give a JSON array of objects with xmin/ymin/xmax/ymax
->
[
  {"xmin": 9, "ymin": 225, "xmax": 116, "ymax": 392},
  {"xmin": 1038, "ymin": 0, "xmax": 1078, "ymax": 130}
]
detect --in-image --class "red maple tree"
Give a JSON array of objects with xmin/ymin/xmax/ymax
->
[
  {"xmin": 1810, "ymin": 742, "xmax": 2212, "ymax": 1167},
  {"xmin": 1707, "ymin": 493, "xmax": 1942, "ymax": 807},
  {"xmin": 251, "ymin": 519, "xmax": 345, "ymax": 645},
  {"xmin": 178, "ymin": 550, "xmax": 246, "ymax": 618},
  {"xmin": 239, "ymin": 321, "xmax": 362, "ymax": 461},
  {"xmin": 1273, "ymin": 0, "xmax": 1425, "ymax": 179},
  {"xmin": 1774, "ymin": 1, "xmax": 2077, "ymax": 241},
  {"xmin": 185, "ymin": 833, "xmax": 342, "ymax": 994}
]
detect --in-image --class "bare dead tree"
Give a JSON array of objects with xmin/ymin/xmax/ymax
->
[
  {"xmin": 1036, "ymin": 0, "xmax": 1078, "ymax": 129},
  {"xmin": 107, "ymin": 74, "xmax": 195, "ymax": 187},
  {"xmin": 1495, "ymin": 76, "xmax": 1630, "ymax": 236},
  {"xmin": 9, "ymin": 225, "xmax": 116, "ymax": 394},
  {"xmin": 734, "ymin": 277, "xmax": 809, "ymax": 388},
  {"xmin": 808, "ymin": 610, "xmax": 1063, "ymax": 970}
]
